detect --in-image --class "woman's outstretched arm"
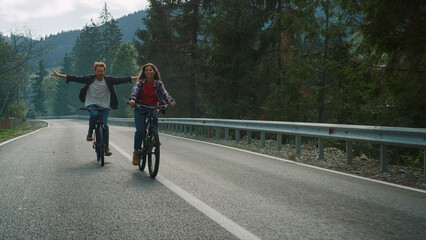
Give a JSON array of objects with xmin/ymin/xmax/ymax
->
[{"xmin": 50, "ymin": 68, "xmax": 67, "ymax": 79}]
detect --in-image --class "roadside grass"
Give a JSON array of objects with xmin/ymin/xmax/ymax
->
[{"xmin": 0, "ymin": 120, "xmax": 48, "ymax": 143}]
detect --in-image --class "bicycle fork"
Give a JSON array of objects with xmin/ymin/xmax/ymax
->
[
  {"xmin": 93, "ymin": 120, "xmax": 103, "ymax": 149},
  {"xmin": 144, "ymin": 116, "xmax": 154, "ymax": 149}
]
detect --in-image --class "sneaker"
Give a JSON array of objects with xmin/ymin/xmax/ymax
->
[
  {"xmin": 105, "ymin": 145, "xmax": 112, "ymax": 156},
  {"xmin": 86, "ymin": 131, "xmax": 94, "ymax": 141},
  {"xmin": 132, "ymin": 152, "xmax": 139, "ymax": 165}
]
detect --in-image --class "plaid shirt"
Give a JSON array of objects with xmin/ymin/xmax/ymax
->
[{"xmin": 129, "ymin": 78, "xmax": 175, "ymax": 105}]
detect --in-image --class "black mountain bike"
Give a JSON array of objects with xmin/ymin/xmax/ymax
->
[
  {"xmin": 132, "ymin": 103, "xmax": 167, "ymax": 178},
  {"xmin": 80, "ymin": 107, "xmax": 109, "ymax": 166}
]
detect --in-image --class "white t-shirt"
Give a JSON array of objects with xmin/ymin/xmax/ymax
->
[{"xmin": 85, "ymin": 78, "xmax": 111, "ymax": 108}]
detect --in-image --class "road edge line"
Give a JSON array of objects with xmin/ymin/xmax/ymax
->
[
  {"xmin": 160, "ymin": 133, "xmax": 426, "ymax": 194},
  {"xmin": 109, "ymin": 141, "xmax": 262, "ymax": 240},
  {"xmin": 0, "ymin": 121, "xmax": 50, "ymax": 147}
]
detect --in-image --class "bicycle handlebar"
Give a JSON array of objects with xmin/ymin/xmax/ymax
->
[{"xmin": 129, "ymin": 102, "xmax": 168, "ymax": 110}]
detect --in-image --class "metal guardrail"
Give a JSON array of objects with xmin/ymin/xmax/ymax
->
[
  {"xmin": 39, "ymin": 116, "xmax": 426, "ymax": 178},
  {"xmin": 154, "ymin": 118, "xmax": 426, "ymax": 176}
]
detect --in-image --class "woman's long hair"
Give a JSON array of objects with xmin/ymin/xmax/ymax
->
[{"xmin": 138, "ymin": 63, "xmax": 161, "ymax": 81}]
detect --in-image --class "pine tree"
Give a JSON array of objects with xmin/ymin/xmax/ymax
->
[
  {"xmin": 54, "ymin": 53, "xmax": 78, "ymax": 115},
  {"xmin": 32, "ymin": 59, "xmax": 48, "ymax": 115},
  {"xmin": 134, "ymin": 0, "xmax": 181, "ymax": 117},
  {"xmin": 110, "ymin": 42, "xmax": 138, "ymax": 117},
  {"xmin": 72, "ymin": 21, "xmax": 102, "ymax": 75},
  {"xmin": 198, "ymin": 0, "xmax": 266, "ymax": 119},
  {"xmin": 99, "ymin": 2, "xmax": 123, "ymax": 68},
  {"xmin": 171, "ymin": 0, "xmax": 203, "ymax": 117},
  {"xmin": 337, "ymin": 0, "xmax": 426, "ymax": 127},
  {"xmin": 259, "ymin": 0, "xmax": 311, "ymax": 121},
  {"xmin": 111, "ymin": 42, "xmax": 138, "ymax": 76}
]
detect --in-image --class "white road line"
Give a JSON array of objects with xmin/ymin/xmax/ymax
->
[
  {"xmin": 0, "ymin": 122, "xmax": 50, "ymax": 147},
  {"xmin": 3, "ymin": 122, "xmax": 424, "ymax": 195},
  {"xmin": 160, "ymin": 133, "xmax": 426, "ymax": 194},
  {"xmin": 109, "ymin": 141, "xmax": 262, "ymax": 240}
]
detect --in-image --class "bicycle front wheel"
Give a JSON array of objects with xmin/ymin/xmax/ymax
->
[
  {"xmin": 97, "ymin": 128, "xmax": 105, "ymax": 166},
  {"xmin": 95, "ymin": 129, "xmax": 100, "ymax": 161},
  {"xmin": 147, "ymin": 126, "xmax": 160, "ymax": 178}
]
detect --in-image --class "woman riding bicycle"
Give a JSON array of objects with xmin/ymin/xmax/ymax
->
[{"xmin": 129, "ymin": 63, "xmax": 176, "ymax": 165}]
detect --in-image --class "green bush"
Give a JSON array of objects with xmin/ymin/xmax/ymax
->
[{"xmin": 6, "ymin": 103, "xmax": 27, "ymax": 119}]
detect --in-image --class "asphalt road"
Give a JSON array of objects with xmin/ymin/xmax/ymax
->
[{"xmin": 0, "ymin": 119, "xmax": 425, "ymax": 239}]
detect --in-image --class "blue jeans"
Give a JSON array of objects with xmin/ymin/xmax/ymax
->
[
  {"xmin": 87, "ymin": 104, "xmax": 109, "ymax": 146},
  {"xmin": 134, "ymin": 108, "xmax": 157, "ymax": 152}
]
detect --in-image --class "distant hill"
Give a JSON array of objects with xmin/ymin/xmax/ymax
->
[
  {"xmin": 116, "ymin": 10, "xmax": 148, "ymax": 42},
  {"xmin": 39, "ymin": 10, "xmax": 147, "ymax": 68}
]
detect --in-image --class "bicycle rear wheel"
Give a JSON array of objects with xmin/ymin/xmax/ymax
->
[
  {"xmin": 147, "ymin": 126, "xmax": 160, "ymax": 178},
  {"xmin": 97, "ymin": 128, "xmax": 105, "ymax": 166}
]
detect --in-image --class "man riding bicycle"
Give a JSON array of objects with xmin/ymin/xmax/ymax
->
[{"xmin": 51, "ymin": 62, "xmax": 138, "ymax": 156}]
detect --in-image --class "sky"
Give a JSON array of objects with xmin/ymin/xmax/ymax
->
[{"xmin": 0, "ymin": 0, "xmax": 150, "ymax": 38}]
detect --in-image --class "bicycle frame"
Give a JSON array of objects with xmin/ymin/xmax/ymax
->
[
  {"xmin": 133, "ymin": 103, "xmax": 167, "ymax": 140},
  {"xmin": 80, "ymin": 106, "xmax": 109, "ymax": 166},
  {"xmin": 132, "ymin": 103, "xmax": 167, "ymax": 178}
]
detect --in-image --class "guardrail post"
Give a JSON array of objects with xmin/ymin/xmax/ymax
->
[
  {"xmin": 195, "ymin": 126, "xmax": 198, "ymax": 137},
  {"xmin": 277, "ymin": 133, "xmax": 282, "ymax": 150},
  {"xmin": 318, "ymin": 138, "xmax": 325, "ymax": 160},
  {"xmin": 423, "ymin": 148, "xmax": 426, "ymax": 182},
  {"xmin": 346, "ymin": 141, "xmax": 353, "ymax": 165},
  {"xmin": 247, "ymin": 131, "xmax": 252, "ymax": 145},
  {"xmin": 216, "ymin": 128, "xmax": 220, "ymax": 140},
  {"xmin": 380, "ymin": 144, "xmax": 389, "ymax": 172},
  {"xmin": 260, "ymin": 132, "xmax": 265, "ymax": 148},
  {"xmin": 201, "ymin": 127, "xmax": 204, "ymax": 137},
  {"xmin": 235, "ymin": 129, "xmax": 240, "ymax": 143},
  {"xmin": 296, "ymin": 136, "xmax": 301, "ymax": 155},
  {"xmin": 225, "ymin": 128, "xmax": 229, "ymax": 141},
  {"xmin": 184, "ymin": 125, "xmax": 188, "ymax": 135}
]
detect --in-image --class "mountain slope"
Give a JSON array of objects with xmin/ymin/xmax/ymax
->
[{"xmin": 40, "ymin": 10, "xmax": 147, "ymax": 68}]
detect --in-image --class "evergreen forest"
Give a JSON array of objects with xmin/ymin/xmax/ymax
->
[{"xmin": 1, "ymin": 0, "xmax": 425, "ymax": 129}]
